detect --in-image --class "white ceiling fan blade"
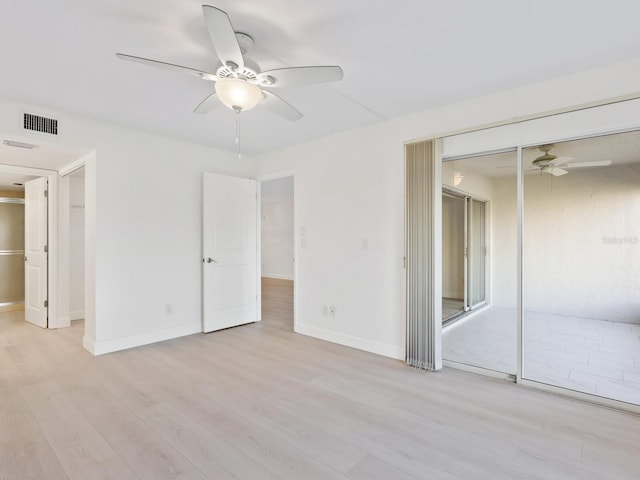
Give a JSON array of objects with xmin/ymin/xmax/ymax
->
[
  {"xmin": 565, "ymin": 160, "xmax": 612, "ymax": 168},
  {"xmin": 116, "ymin": 53, "xmax": 217, "ymax": 81},
  {"xmin": 193, "ymin": 92, "xmax": 219, "ymax": 113},
  {"xmin": 202, "ymin": 6, "xmax": 244, "ymax": 70},
  {"xmin": 260, "ymin": 90, "xmax": 303, "ymax": 121},
  {"xmin": 552, "ymin": 156, "xmax": 574, "ymax": 166},
  {"xmin": 546, "ymin": 166, "xmax": 568, "ymax": 176},
  {"xmin": 256, "ymin": 66, "xmax": 344, "ymax": 88}
]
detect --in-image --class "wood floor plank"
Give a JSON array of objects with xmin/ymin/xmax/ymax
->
[
  {"xmin": 57, "ymin": 373, "xmax": 209, "ymax": 480},
  {"xmin": 0, "ymin": 388, "xmax": 68, "ymax": 480},
  {"xmin": 137, "ymin": 402, "xmax": 280, "ymax": 480},
  {"xmin": 1, "ymin": 279, "xmax": 639, "ymax": 479},
  {"xmin": 19, "ymin": 380, "xmax": 130, "ymax": 478}
]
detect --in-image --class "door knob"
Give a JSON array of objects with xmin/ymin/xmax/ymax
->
[{"xmin": 203, "ymin": 257, "xmax": 218, "ymax": 263}]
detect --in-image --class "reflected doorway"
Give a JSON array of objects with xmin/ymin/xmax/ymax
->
[
  {"xmin": 442, "ymin": 189, "xmax": 487, "ymax": 325},
  {"xmin": 260, "ymin": 175, "xmax": 295, "ymax": 332}
]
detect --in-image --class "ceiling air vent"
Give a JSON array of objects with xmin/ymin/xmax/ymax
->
[{"xmin": 23, "ymin": 113, "xmax": 58, "ymax": 135}]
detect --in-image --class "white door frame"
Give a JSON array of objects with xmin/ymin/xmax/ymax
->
[
  {"xmin": 256, "ymin": 170, "xmax": 297, "ymax": 331},
  {"xmin": 57, "ymin": 155, "xmax": 89, "ymax": 329},
  {"xmin": 0, "ymin": 153, "xmax": 92, "ymax": 332},
  {"xmin": 0, "ymin": 164, "xmax": 59, "ymax": 327}
]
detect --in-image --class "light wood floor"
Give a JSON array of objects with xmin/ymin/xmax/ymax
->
[{"xmin": 1, "ymin": 279, "xmax": 640, "ymax": 479}]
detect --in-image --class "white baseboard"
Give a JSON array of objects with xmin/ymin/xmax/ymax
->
[
  {"xmin": 70, "ymin": 310, "xmax": 84, "ymax": 321},
  {"xmin": 295, "ymin": 323, "xmax": 404, "ymax": 360},
  {"xmin": 83, "ymin": 335, "xmax": 95, "ymax": 355},
  {"xmin": 88, "ymin": 322, "xmax": 202, "ymax": 356},
  {"xmin": 261, "ymin": 273, "xmax": 294, "ymax": 281}
]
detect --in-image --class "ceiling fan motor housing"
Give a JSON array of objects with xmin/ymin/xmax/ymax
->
[{"xmin": 533, "ymin": 145, "xmax": 557, "ymax": 167}]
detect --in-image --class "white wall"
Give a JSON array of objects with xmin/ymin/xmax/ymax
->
[
  {"xmin": 442, "ymin": 161, "xmax": 493, "ymax": 199},
  {"xmin": 3, "ymin": 56, "xmax": 640, "ymax": 358},
  {"xmin": 261, "ymin": 177, "xmax": 294, "ymax": 280},
  {"xmin": 0, "ymin": 97, "xmax": 253, "ymax": 354},
  {"xmin": 92, "ymin": 127, "xmax": 253, "ymax": 353},
  {"xmin": 254, "ymin": 57, "xmax": 640, "ymax": 360},
  {"xmin": 490, "ymin": 175, "xmax": 518, "ymax": 308},
  {"xmin": 69, "ymin": 174, "xmax": 84, "ymax": 320},
  {"xmin": 522, "ymin": 164, "xmax": 640, "ymax": 322},
  {"xmin": 254, "ymin": 123, "xmax": 406, "ymax": 359},
  {"xmin": 490, "ymin": 162, "xmax": 640, "ymax": 322}
]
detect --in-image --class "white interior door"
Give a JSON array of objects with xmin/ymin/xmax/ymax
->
[
  {"xmin": 203, "ymin": 172, "xmax": 257, "ymax": 333},
  {"xmin": 24, "ymin": 177, "xmax": 48, "ymax": 328}
]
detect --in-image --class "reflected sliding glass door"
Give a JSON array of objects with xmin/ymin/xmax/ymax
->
[
  {"xmin": 442, "ymin": 190, "xmax": 487, "ymax": 324},
  {"xmin": 468, "ymin": 198, "xmax": 486, "ymax": 309}
]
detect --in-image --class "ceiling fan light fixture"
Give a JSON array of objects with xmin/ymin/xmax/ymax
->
[{"xmin": 215, "ymin": 77, "xmax": 262, "ymax": 112}]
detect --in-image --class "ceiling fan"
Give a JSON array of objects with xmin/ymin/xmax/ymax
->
[
  {"xmin": 116, "ymin": 5, "xmax": 344, "ymax": 121},
  {"xmin": 529, "ymin": 145, "xmax": 611, "ymax": 176}
]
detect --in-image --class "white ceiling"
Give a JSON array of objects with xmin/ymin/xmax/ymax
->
[
  {"xmin": 0, "ymin": 135, "xmax": 90, "ymax": 171},
  {"xmin": 3, "ymin": 1, "xmax": 640, "ymax": 155},
  {"xmin": 0, "ymin": 133, "xmax": 89, "ymax": 190},
  {"xmin": 0, "ymin": 171, "xmax": 38, "ymax": 191}
]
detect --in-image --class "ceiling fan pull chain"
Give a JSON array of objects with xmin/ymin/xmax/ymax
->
[{"xmin": 235, "ymin": 108, "xmax": 241, "ymax": 160}]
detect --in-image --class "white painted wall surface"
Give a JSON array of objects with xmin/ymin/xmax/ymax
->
[
  {"xmin": 522, "ymin": 164, "xmax": 640, "ymax": 323},
  {"xmin": 2, "ymin": 56, "xmax": 640, "ymax": 357},
  {"xmin": 254, "ymin": 58, "xmax": 640, "ymax": 360},
  {"xmin": 69, "ymin": 174, "xmax": 84, "ymax": 320},
  {"xmin": 442, "ymin": 161, "xmax": 494, "ymax": 199},
  {"xmin": 91, "ymin": 129, "xmax": 252, "ymax": 353},
  {"xmin": 261, "ymin": 177, "xmax": 294, "ymax": 280},
  {"xmin": 0, "ymin": 98, "xmax": 252, "ymax": 354},
  {"xmin": 490, "ymin": 176, "xmax": 518, "ymax": 308}
]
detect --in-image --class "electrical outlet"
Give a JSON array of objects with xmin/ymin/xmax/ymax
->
[
  {"xmin": 322, "ymin": 305, "xmax": 328, "ymax": 317},
  {"xmin": 165, "ymin": 304, "xmax": 173, "ymax": 315},
  {"xmin": 328, "ymin": 305, "xmax": 336, "ymax": 317}
]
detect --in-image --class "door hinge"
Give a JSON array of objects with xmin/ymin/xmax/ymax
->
[
  {"xmin": 44, "ymin": 300, "xmax": 48, "ymax": 308},
  {"xmin": 44, "ymin": 245, "xmax": 48, "ymax": 253},
  {"xmin": 44, "ymin": 190, "xmax": 48, "ymax": 198}
]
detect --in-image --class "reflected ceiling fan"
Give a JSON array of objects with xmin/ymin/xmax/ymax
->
[
  {"xmin": 116, "ymin": 5, "xmax": 344, "ymax": 121},
  {"xmin": 529, "ymin": 145, "xmax": 611, "ymax": 176}
]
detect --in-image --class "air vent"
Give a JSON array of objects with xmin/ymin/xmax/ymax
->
[{"xmin": 23, "ymin": 113, "xmax": 58, "ymax": 135}]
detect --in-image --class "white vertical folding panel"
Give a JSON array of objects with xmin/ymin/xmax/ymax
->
[{"xmin": 405, "ymin": 139, "xmax": 442, "ymax": 370}]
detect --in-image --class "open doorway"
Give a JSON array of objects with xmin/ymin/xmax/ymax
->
[
  {"xmin": 0, "ymin": 172, "xmax": 50, "ymax": 329},
  {"xmin": 259, "ymin": 175, "xmax": 294, "ymax": 331},
  {"xmin": 0, "ymin": 174, "xmax": 37, "ymax": 317},
  {"xmin": 67, "ymin": 167, "xmax": 85, "ymax": 324},
  {"xmin": 0, "ymin": 133, "xmax": 92, "ymax": 351}
]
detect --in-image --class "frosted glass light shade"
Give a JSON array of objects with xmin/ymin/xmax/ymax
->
[{"xmin": 215, "ymin": 78, "xmax": 263, "ymax": 111}]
